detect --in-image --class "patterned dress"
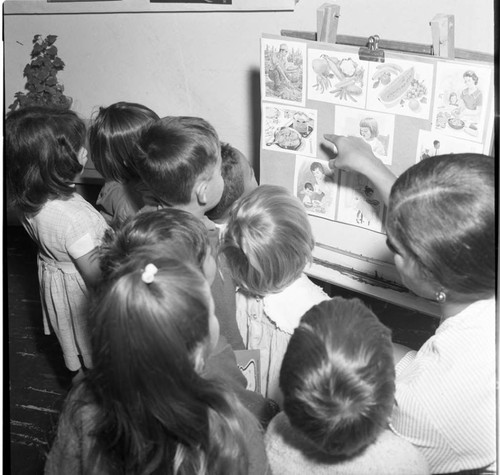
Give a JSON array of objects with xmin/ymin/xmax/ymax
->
[
  {"xmin": 21, "ymin": 193, "xmax": 108, "ymax": 371},
  {"xmin": 236, "ymin": 274, "xmax": 329, "ymax": 403}
]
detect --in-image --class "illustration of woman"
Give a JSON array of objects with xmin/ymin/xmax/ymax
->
[
  {"xmin": 460, "ymin": 70, "xmax": 482, "ymax": 112},
  {"xmin": 359, "ymin": 118, "xmax": 386, "ymax": 158},
  {"xmin": 310, "ymin": 162, "xmax": 336, "ymax": 214}
]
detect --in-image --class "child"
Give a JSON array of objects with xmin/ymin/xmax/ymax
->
[
  {"xmin": 301, "ymin": 182, "xmax": 314, "ymax": 207},
  {"xmin": 99, "ymin": 208, "xmax": 216, "ymax": 284},
  {"xmin": 6, "ymin": 106, "xmax": 108, "ymax": 373},
  {"xmin": 97, "ymin": 208, "xmax": 280, "ymax": 426},
  {"xmin": 44, "ymin": 256, "xmax": 270, "ymax": 474},
  {"xmin": 88, "ymin": 101, "xmax": 159, "ymax": 223},
  {"xmin": 309, "ymin": 161, "xmax": 336, "ymax": 214},
  {"xmin": 206, "ymin": 141, "xmax": 258, "ymax": 227},
  {"xmin": 359, "ymin": 117, "xmax": 386, "ymax": 157},
  {"xmin": 220, "ymin": 185, "xmax": 329, "ymax": 402},
  {"xmin": 136, "ymin": 116, "xmax": 245, "ymax": 350},
  {"xmin": 265, "ymin": 297, "xmax": 430, "ymax": 475},
  {"xmin": 325, "ymin": 134, "xmax": 496, "ymax": 474}
]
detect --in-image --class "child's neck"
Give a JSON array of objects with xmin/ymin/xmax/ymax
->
[{"xmin": 162, "ymin": 202, "xmax": 205, "ymax": 220}]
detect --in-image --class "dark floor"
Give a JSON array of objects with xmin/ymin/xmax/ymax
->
[{"xmin": 6, "ymin": 224, "xmax": 438, "ymax": 475}]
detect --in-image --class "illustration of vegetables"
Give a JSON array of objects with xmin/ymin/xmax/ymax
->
[
  {"xmin": 312, "ymin": 57, "xmax": 333, "ymax": 93},
  {"xmin": 331, "ymin": 77, "xmax": 362, "ymax": 101},
  {"xmin": 378, "ymin": 67, "xmax": 415, "ymax": 106},
  {"xmin": 313, "ymin": 54, "xmax": 364, "ymax": 102}
]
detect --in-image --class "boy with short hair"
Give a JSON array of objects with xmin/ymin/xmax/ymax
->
[
  {"xmin": 265, "ymin": 297, "xmax": 430, "ymax": 474},
  {"xmin": 136, "ymin": 116, "xmax": 244, "ymax": 350}
]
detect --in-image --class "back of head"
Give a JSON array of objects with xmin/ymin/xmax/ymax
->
[
  {"xmin": 6, "ymin": 106, "xmax": 86, "ymax": 214},
  {"xmin": 206, "ymin": 142, "xmax": 252, "ymax": 222},
  {"xmin": 221, "ymin": 184, "xmax": 314, "ymax": 296},
  {"xmin": 280, "ymin": 297, "xmax": 395, "ymax": 458},
  {"xmin": 99, "ymin": 208, "xmax": 210, "ymax": 282},
  {"xmin": 85, "ymin": 255, "xmax": 251, "ymax": 473},
  {"xmin": 388, "ymin": 153, "xmax": 495, "ymax": 301},
  {"xmin": 88, "ymin": 256, "xmax": 217, "ymax": 471},
  {"xmin": 135, "ymin": 116, "xmax": 220, "ymax": 205},
  {"xmin": 88, "ymin": 102, "xmax": 159, "ymax": 183}
]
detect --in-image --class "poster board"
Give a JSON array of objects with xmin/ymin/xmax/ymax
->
[{"xmin": 259, "ymin": 34, "xmax": 495, "ymax": 317}]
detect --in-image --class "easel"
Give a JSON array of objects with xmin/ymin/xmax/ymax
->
[
  {"xmin": 274, "ymin": 4, "xmax": 494, "ymax": 317},
  {"xmin": 282, "ymin": 3, "xmax": 493, "ymax": 62}
]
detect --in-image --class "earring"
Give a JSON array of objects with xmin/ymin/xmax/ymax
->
[{"xmin": 435, "ymin": 290, "xmax": 447, "ymax": 303}]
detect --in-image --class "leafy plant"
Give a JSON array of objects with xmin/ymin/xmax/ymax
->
[{"xmin": 9, "ymin": 34, "xmax": 72, "ymax": 112}]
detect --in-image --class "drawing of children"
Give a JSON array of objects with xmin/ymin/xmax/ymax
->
[
  {"xmin": 301, "ymin": 182, "xmax": 314, "ymax": 208},
  {"xmin": 310, "ymin": 161, "xmax": 336, "ymax": 214},
  {"xmin": 359, "ymin": 117, "xmax": 386, "ymax": 158},
  {"xmin": 448, "ymin": 92, "xmax": 459, "ymax": 107}
]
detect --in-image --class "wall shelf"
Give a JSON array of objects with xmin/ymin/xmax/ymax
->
[{"xmin": 4, "ymin": 0, "xmax": 296, "ymax": 15}]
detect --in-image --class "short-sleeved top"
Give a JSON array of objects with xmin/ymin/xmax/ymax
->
[
  {"xmin": 390, "ymin": 298, "xmax": 496, "ymax": 474},
  {"xmin": 96, "ymin": 180, "xmax": 146, "ymax": 224},
  {"xmin": 265, "ymin": 412, "xmax": 430, "ymax": 475},
  {"xmin": 22, "ymin": 193, "xmax": 108, "ymax": 268},
  {"xmin": 461, "ymin": 88, "xmax": 483, "ymax": 111}
]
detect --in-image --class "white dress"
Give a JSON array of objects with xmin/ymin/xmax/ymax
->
[
  {"xmin": 236, "ymin": 274, "xmax": 329, "ymax": 402},
  {"xmin": 22, "ymin": 193, "xmax": 108, "ymax": 371}
]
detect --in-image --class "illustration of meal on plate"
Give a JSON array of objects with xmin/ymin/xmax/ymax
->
[
  {"xmin": 365, "ymin": 59, "xmax": 434, "ymax": 120},
  {"xmin": 307, "ymin": 49, "xmax": 367, "ymax": 108},
  {"xmin": 431, "ymin": 61, "xmax": 493, "ymax": 143},
  {"xmin": 262, "ymin": 103, "xmax": 318, "ymax": 157}
]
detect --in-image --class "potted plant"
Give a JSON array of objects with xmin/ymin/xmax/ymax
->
[{"xmin": 8, "ymin": 34, "xmax": 72, "ymax": 112}]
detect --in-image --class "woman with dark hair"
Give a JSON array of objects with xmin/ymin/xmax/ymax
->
[
  {"xmin": 460, "ymin": 70, "xmax": 482, "ymax": 112},
  {"xmin": 324, "ymin": 134, "xmax": 496, "ymax": 474},
  {"xmin": 45, "ymin": 256, "xmax": 270, "ymax": 474}
]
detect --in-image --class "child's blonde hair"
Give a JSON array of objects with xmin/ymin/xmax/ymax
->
[{"xmin": 220, "ymin": 185, "xmax": 314, "ymax": 297}]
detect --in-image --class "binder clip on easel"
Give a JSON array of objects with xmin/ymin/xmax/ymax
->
[{"xmin": 358, "ymin": 35, "xmax": 385, "ymax": 63}]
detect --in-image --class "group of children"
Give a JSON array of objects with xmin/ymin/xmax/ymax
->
[{"xmin": 6, "ymin": 102, "xmax": 496, "ymax": 474}]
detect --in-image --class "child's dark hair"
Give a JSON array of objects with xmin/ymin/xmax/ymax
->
[
  {"xmin": 310, "ymin": 161, "xmax": 325, "ymax": 174},
  {"xmin": 206, "ymin": 142, "xmax": 250, "ymax": 221},
  {"xmin": 6, "ymin": 106, "xmax": 86, "ymax": 215},
  {"xmin": 78, "ymin": 255, "xmax": 250, "ymax": 473},
  {"xmin": 387, "ymin": 153, "xmax": 495, "ymax": 301},
  {"xmin": 99, "ymin": 208, "xmax": 210, "ymax": 282},
  {"xmin": 304, "ymin": 182, "xmax": 314, "ymax": 191},
  {"xmin": 136, "ymin": 116, "xmax": 220, "ymax": 205},
  {"xmin": 280, "ymin": 297, "xmax": 395, "ymax": 458},
  {"xmin": 88, "ymin": 101, "xmax": 159, "ymax": 183}
]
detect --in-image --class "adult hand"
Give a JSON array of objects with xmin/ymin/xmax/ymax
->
[
  {"xmin": 323, "ymin": 134, "xmax": 378, "ymax": 175},
  {"xmin": 323, "ymin": 134, "xmax": 397, "ymax": 206}
]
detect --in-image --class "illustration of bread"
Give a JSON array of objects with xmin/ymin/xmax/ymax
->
[{"xmin": 378, "ymin": 67, "xmax": 415, "ymax": 106}]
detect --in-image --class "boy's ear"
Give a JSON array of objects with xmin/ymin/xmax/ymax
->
[{"xmin": 195, "ymin": 179, "xmax": 209, "ymax": 206}]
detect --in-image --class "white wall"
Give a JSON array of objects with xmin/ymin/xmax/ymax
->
[{"xmin": 4, "ymin": 0, "xmax": 494, "ymax": 168}]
